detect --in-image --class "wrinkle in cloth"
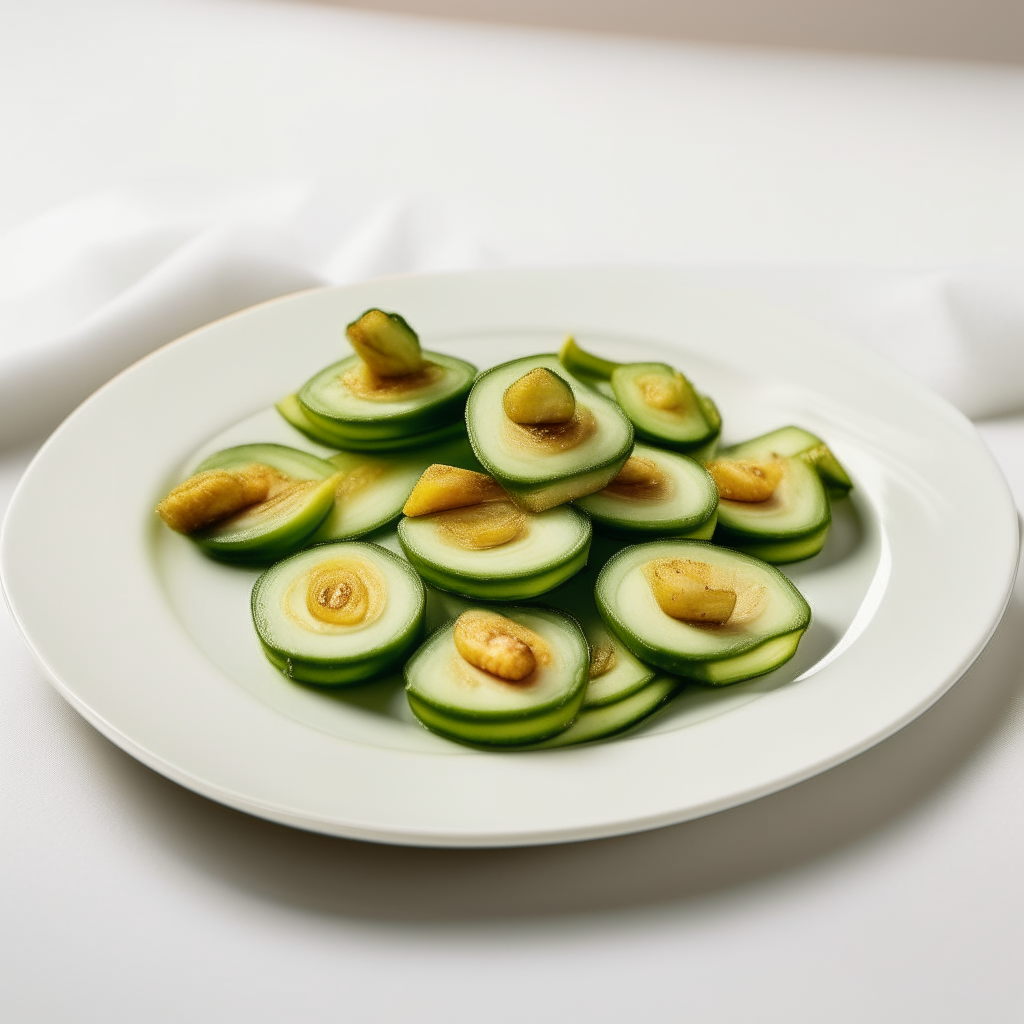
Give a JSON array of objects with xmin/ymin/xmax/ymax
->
[
  {"xmin": 0, "ymin": 184, "xmax": 485, "ymax": 446},
  {"xmin": 2, "ymin": 184, "xmax": 1023, "ymax": 449}
]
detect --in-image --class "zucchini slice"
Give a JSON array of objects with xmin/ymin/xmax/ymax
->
[
  {"xmin": 295, "ymin": 351, "xmax": 476, "ymax": 446},
  {"xmin": 559, "ymin": 339, "xmax": 720, "ymax": 456},
  {"xmin": 543, "ymin": 561, "xmax": 656, "ymax": 707},
  {"xmin": 398, "ymin": 502, "xmax": 591, "ymax": 600},
  {"xmin": 574, "ymin": 443, "xmax": 718, "ymax": 540},
  {"xmin": 709, "ymin": 452, "xmax": 831, "ymax": 563},
  {"xmin": 612, "ymin": 362, "xmax": 721, "ymax": 455},
  {"xmin": 718, "ymin": 425, "xmax": 853, "ymax": 495},
  {"xmin": 158, "ymin": 443, "xmax": 339, "ymax": 564},
  {"xmin": 310, "ymin": 439, "xmax": 483, "ymax": 543},
  {"xmin": 596, "ymin": 540, "xmax": 811, "ymax": 684},
  {"xmin": 465, "ymin": 355, "xmax": 634, "ymax": 512},
  {"xmin": 277, "ymin": 392, "xmax": 467, "ymax": 452},
  {"xmin": 532, "ymin": 674, "xmax": 681, "ymax": 747},
  {"xmin": 252, "ymin": 541, "xmax": 425, "ymax": 685},
  {"xmin": 405, "ymin": 606, "xmax": 589, "ymax": 746}
]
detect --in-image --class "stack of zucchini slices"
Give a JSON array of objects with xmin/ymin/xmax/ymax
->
[
  {"xmin": 154, "ymin": 309, "xmax": 855, "ymax": 752},
  {"xmin": 706, "ymin": 426, "xmax": 851, "ymax": 563},
  {"xmin": 278, "ymin": 309, "xmax": 476, "ymax": 451}
]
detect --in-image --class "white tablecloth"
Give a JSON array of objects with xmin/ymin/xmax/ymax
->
[{"xmin": 3, "ymin": 2, "xmax": 1024, "ymax": 1020}]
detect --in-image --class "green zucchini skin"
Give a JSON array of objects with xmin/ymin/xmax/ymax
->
[
  {"xmin": 277, "ymin": 392, "xmax": 467, "ymax": 452},
  {"xmin": 252, "ymin": 542, "xmax": 426, "ymax": 686},
  {"xmin": 397, "ymin": 504, "xmax": 592, "ymax": 601},
  {"xmin": 196, "ymin": 443, "xmax": 337, "ymax": 481},
  {"xmin": 685, "ymin": 630, "xmax": 806, "ymax": 686},
  {"xmin": 465, "ymin": 355, "xmax": 634, "ymax": 512},
  {"xmin": 295, "ymin": 352, "xmax": 476, "ymax": 444},
  {"xmin": 559, "ymin": 336, "xmax": 620, "ymax": 381},
  {"xmin": 713, "ymin": 455, "xmax": 831, "ymax": 563},
  {"xmin": 611, "ymin": 362, "xmax": 721, "ymax": 454},
  {"xmin": 530, "ymin": 674, "xmax": 682, "ymax": 747},
  {"xmin": 722, "ymin": 425, "xmax": 852, "ymax": 495},
  {"xmin": 278, "ymin": 394, "xmax": 470, "ymax": 453},
  {"xmin": 542, "ymin": 556, "xmax": 656, "ymax": 706},
  {"xmin": 574, "ymin": 444, "xmax": 718, "ymax": 540},
  {"xmin": 595, "ymin": 540, "xmax": 811, "ymax": 682},
  {"xmin": 189, "ymin": 444, "xmax": 339, "ymax": 564},
  {"xmin": 724, "ymin": 525, "xmax": 830, "ymax": 565},
  {"xmin": 405, "ymin": 606, "xmax": 590, "ymax": 746}
]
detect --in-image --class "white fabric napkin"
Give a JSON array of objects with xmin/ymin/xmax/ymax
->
[
  {"xmin": 2, "ymin": 184, "xmax": 1024, "ymax": 449},
  {"xmin": 0, "ymin": 183, "xmax": 486, "ymax": 446},
  {"xmin": 716, "ymin": 266, "xmax": 1024, "ymax": 421}
]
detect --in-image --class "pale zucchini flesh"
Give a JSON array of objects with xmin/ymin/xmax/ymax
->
[
  {"xmin": 466, "ymin": 355, "xmax": 634, "ymax": 511},
  {"xmin": 294, "ymin": 350, "xmax": 476, "ymax": 444},
  {"xmin": 311, "ymin": 438, "xmax": 483, "ymax": 543},
  {"xmin": 397, "ymin": 504, "xmax": 592, "ymax": 600},
  {"xmin": 252, "ymin": 541, "xmax": 426, "ymax": 685},
  {"xmin": 611, "ymin": 362, "xmax": 720, "ymax": 453},
  {"xmin": 713, "ymin": 455, "xmax": 831, "ymax": 562},
  {"xmin": 596, "ymin": 540, "xmax": 811, "ymax": 681},
  {"xmin": 575, "ymin": 443, "xmax": 718, "ymax": 540},
  {"xmin": 405, "ymin": 606, "xmax": 589, "ymax": 746}
]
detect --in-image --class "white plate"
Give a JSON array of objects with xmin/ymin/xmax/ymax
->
[{"xmin": 2, "ymin": 269, "xmax": 1018, "ymax": 847}]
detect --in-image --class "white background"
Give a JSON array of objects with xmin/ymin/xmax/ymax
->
[{"xmin": 3, "ymin": 1, "xmax": 1024, "ymax": 1020}]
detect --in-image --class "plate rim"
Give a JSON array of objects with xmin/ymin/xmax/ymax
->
[{"xmin": 2, "ymin": 267, "xmax": 1019, "ymax": 847}]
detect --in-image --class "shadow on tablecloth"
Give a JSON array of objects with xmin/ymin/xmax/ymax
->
[{"xmin": 87, "ymin": 571, "xmax": 1024, "ymax": 924}]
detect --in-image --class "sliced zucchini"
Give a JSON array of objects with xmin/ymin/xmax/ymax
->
[
  {"xmin": 277, "ymin": 392, "xmax": 467, "ymax": 452},
  {"xmin": 719, "ymin": 425, "xmax": 853, "ymax": 495},
  {"xmin": 575, "ymin": 443, "xmax": 718, "ymax": 540},
  {"xmin": 252, "ymin": 541, "xmax": 425, "ymax": 685},
  {"xmin": 466, "ymin": 354, "xmax": 633, "ymax": 512},
  {"xmin": 531, "ymin": 675, "xmax": 681, "ymax": 747},
  {"xmin": 709, "ymin": 452, "xmax": 831, "ymax": 563},
  {"xmin": 310, "ymin": 438, "xmax": 483, "ymax": 543},
  {"xmin": 156, "ymin": 443, "xmax": 339, "ymax": 564},
  {"xmin": 405, "ymin": 606, "xmax": 589, "ymax": 746},
  {"xmin": 596, "ymin": 540, "xmax": 811, "ymax": 684},
  {"xmin": 285, "ymin": 308, "xmax": 476, "ymax": 449},
  {"xmin": 612, "ymin": 362, "xmax": 720, "ymax": 454},
  {"xmin": 543, "ymin": 563, "xmax": 656, "ymax": 707},
  {"xmin": 398, "ymin": 502, "xmax": 591, "ymax": 600},
  {"xmin": 559, "ymin": 338, "xmax": 720, "ymax": 456},
  {"xmin": 292, "ymin": 351, "xmax": 475, "ymax": 446}
]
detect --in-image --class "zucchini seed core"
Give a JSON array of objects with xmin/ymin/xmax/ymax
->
[
  {"xmin": 453, "ymin": 610, "xmax": 549, "ymax": 682},
  {"xmin": 503, "ymin": 406, "xmax": 598, "ymax": 456},
  {"xmin": 601, "ymin": 455, "xmax": 672, "ymax": 502},
  {"xmin": 589, "ymin": 642, "xmax": 618, "ymax": 679},
  {"xmin": 300, "ymin": 558, "xmax": 387, "ymax": 628},
  {"xmin": 434, "ymin": 501, "xmax": 527, "ymax": 550},
  {"xmin": 707, "ymin": 458, "xmax": 784, "ymax": 502},
  {"xmin": 340, "ymin": 361, "xmax": 445, "ymax": 401},
  {"xmin": 638, "ymin": 371, "xmax": 688, "ymax": 412},
  {"xmin": 643, "ymin": 557, "xmax": 737, "ymax": 624},
  {"xmin": 334, "ymin": 461, "xmax": 388, "ymax": 500}
]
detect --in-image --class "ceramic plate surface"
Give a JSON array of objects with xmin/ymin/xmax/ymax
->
[{"xmin": 2, "ymin": 269, "xmax": 1018, "ymax": 847}]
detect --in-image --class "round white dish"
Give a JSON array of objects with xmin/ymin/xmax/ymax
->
[{"xmin": 2, "ymin": 269, "xmax": 1017, "ymax": 847}]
